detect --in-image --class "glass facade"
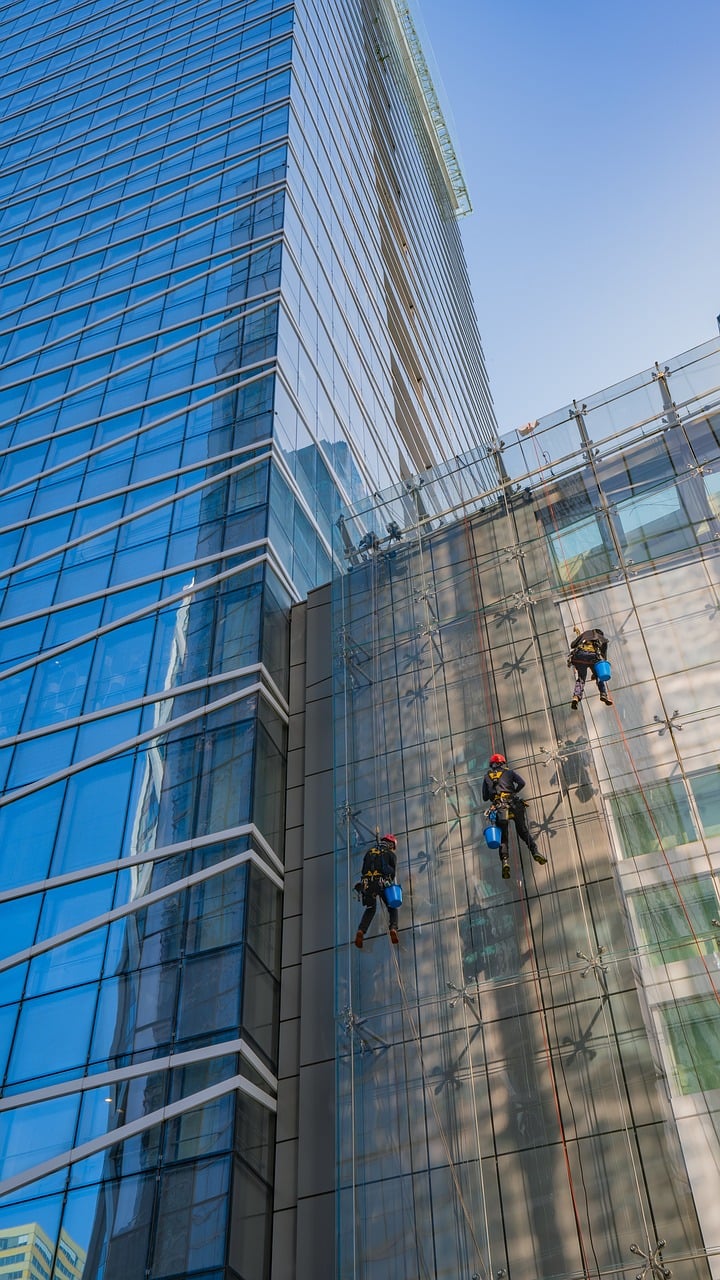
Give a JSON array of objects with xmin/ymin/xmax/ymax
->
[
  {"xmin": 0, "ymin": 0, "xmax": 495, "ymax": 1275},
  {"xmin": 332, "ymin": 338, "xmax": 720, "ymax": 1279}
]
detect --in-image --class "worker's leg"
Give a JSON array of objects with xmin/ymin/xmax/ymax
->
[
  {"xmin": 571, "ymin": 663, "xmax": 588, "ymax": 707},
  {"xmin": 514, "ymin": 806, "xmax": 546, "ymax": 864},
  {"xmin": 497, "ymin": 820, "xmax": 510, "ymax": 878},
  {"xmin": 596, "ymin": 673, "xmax": 613, "ymax": 705},
  {"xmin": 355, "ymin": 895, "xmax": 377, "ymax": 947}
]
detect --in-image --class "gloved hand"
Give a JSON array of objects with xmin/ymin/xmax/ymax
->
[{"xmin": 566, "ymin": 657, "xmax": 572, "ymax": 667}]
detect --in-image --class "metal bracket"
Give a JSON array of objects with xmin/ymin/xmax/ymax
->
[
  {"xmin": 335, "ymin": 628, "xmax": 372, "ymax": 689},
  {"xmin": 511, "ymin": 589, "xmax": 535, "ymax": 609},
  {"xmin": 630, "ymin": 1239, "xmax": 672, "ymax": 1280},
  {"xmin": 577, "ymin": 945, "xmax": 610, "ymax": 993},
  {"xmin": 653, "ymin": 710, "xmax": 682, "ymax": 735},
  {"xmin": 447, "ymin": 980, "xmax": 482, "ymax": 1020},
  {"xmin": 505, "ymin": 543, "xmax": 526, "ymax": 563},
  {"xmin": 431, "ymin": 771, "xmax": 456, "ymax": 798},
  {"xmin": 339, "ymin": 1006, "xmax": 389, "ymax": 1054}
]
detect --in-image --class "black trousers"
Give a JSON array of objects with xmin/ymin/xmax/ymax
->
[
  {"xmin": 496, "ymin": 805, "xmax": 539, "ymax": 862},
  {"xmin": 572, "ymin": 658, "xmax": 608, "ymax": 700},
  {"xmin": 358, "ymin": 891, "xmax": 398, "ymax": 935}
]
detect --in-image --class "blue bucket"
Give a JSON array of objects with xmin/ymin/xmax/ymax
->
[
  {"xmin": 594, "ymin": 659, "xmax": 611, "ymax": 682},
  {"xmin": 484, "ymin": 824, "xmax": 503, "ymax": 849},
  {"xmin": 383, "ymin": 883, "xmax": 403, "ymax": 908}
]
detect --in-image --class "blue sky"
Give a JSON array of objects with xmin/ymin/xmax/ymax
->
[{"xmin": 416, "ymin": 0, "xmax": 720, "ymax": 432}]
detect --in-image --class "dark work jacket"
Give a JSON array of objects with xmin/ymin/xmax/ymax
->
[
  {"xmin": 361, "ymin": 843, "xmax": 397, "ymax": 883},
  {"xmin": 570, "ymin": 629, "xmax": 608, "ymax": 661},
  {"xmin": 482, "ymin": 767, "xmax": 526, "ymax": 804}
]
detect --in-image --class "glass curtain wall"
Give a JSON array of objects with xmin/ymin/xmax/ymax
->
[
  {"xmin": 0, "ymin": 0, "xmax": 496, "ymax": 1275},
  {"xmin": 0, "ymin": 0, "xmax": 295, "ymax": 1273},
  {"xmin": 332, "ymin": 337, "xmax": 720, "ymax": 1280}
]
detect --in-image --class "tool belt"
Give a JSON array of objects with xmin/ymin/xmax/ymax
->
[
  {"xmin": 490, "ymin": 792, "xmax": 522, "ymax": 823},
  {"xmin": 573, "ymin": 643, "xmax": 599, "ymax": 660}
]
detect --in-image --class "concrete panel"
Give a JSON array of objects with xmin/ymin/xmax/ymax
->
[
  {"xmin": 300, "ymin": 851, "xmax": 334, "ymax": 955},
  {"xmin": 302, "ymin": 771, "xmax": 333, "ymax": 858},
  {"xmin": 288, "ymin": 709, "xmax": 306, "ymax": 753},
  {"xmin": 298, "ymin": 946, "xmax": 335, "ymax": 1064},
  {"xmin": 273, "ymin": 1137, "xmax": 298, "ymax": 1210},
  {"xmin": 290, "ymin": 600, "xmax": 307, "ymax": 668},
  {"xmin": 278, "ymin": 1015, "xmax": 300, "ymax": 1081},
  {"xmin": 304, "ymin": 697, "xmax": 333, "ymax": 776},
  {"xmin": 306, "ymin": 593, "xmax": 332, "ymax": 688},
  {"xmin": 281, "ymin": 914, "xmax": 301, "ymax": 970},
  {"xmin": 305, "ymin": 674, "xmax": 333, "ymax": 702},
  {"xmin": 287, "ymin": 745, "xmax": 305, "ymax": 790},
  {"xmin": 289, "ymin": 661, "xmax": 307, "ymax": 715},
  {"xmin": 279, "ymin": 961, "xmax": 301, "ymax": 1022},
  {"xmin": 285, "ymin": 783, "xmax": 305, "ymax": 831},
  {"xmin": 296, "ymin": 1192, "xmax": 334, "ymax": 1280},
  {"xmin": 283, "ymin": 826, "xmax": 304, "ymax": 874},
  {"xmin": 276, "ymin": 1073, "xmax": 300, "ymax": 1143},
  {"xmin": 297, "ymin": 1058, "xmax": 335, "ymax": 1198},
  {"xmin": 270, "ymin": 1207, "xmax": 297, "ymax": 1280},
  {"xmin": 283, "ymin": 867, "xmax": 302, "ymax": 920}
]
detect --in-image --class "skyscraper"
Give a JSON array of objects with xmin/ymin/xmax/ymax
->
[
  {"xmin": 285, "ymin": 337, "xmax": 719, "ymax": 1278},
  {"xmin": 0, "ymin": 0, "xmax": 496, "ymax": 1275}
]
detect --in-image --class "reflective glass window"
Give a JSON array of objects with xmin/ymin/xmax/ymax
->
[
  {"xmin": 50, "ymin": 756, "xmax": 134, "ymax": 873},
  {"xmin": 177, "ymin": 947, "xmax": 242, "ymax": 1041},
  {"xmin": 0, "ymin": 1094, "xmax": 80, "ymax": 1182},
  {"xmin": 7, "ymin": 982, "xmax": 97, "ymax": 1083},
  {"xmin": 0, "ymin": 782, "xmax": 65, "ymax": 889},
  {"xmin": 661, "ymin": 996, "xmax": 720, "ymax": 1094},
  {"xmin": 610, "ymin": 780, "xmax": 695, "ymax": 857},
  {"xmin": 151, "ymin": 1157, "xmax": 229, "ymax": 1275},
  {"xmin": 631, "ymin": 878, "xmax": 719, "ymax": 965},
  {"xmin": 689, "ymin": 766, "xmax": 720, "ymax": 838}
]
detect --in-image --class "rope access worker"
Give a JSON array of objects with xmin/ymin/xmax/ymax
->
[
  {"xmin": 568, "ymin": 627, "xmax": 613, "ymax": 710},
  {"xmin": 354, "ymin": 834, "xmax": 399, "ymax": 947},
  {"xmin": 482, "ymin": 754, "xmax": 547, "ymax": 880}
]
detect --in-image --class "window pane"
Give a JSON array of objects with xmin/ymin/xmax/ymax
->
[
  {"xmin": 631, "ymin": 878, "xmax": 719, "ymax": 964},
  {"xmin": 690, "ymin": 766, "xmax": 720, "ymax": 838},
  {"xmin": 661, "ymin": 996, "xmax": 720, "ymax": 1094},
  {"xmin": 610, "ymin": 780, "xmax": 695, "ymax": 857}
]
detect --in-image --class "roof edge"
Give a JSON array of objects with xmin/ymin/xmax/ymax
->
[{"xmin": 381, "ymin": 0, "xmax": 472, "ymax": 217}]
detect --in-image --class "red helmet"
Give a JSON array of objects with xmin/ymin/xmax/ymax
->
[
  {"xmin": 381, "ymin": 834, "xmax": 397, "ymax": 848},
  {"xmin": 489, "ymin": 753, "xmax": 506, "ymax": 765}
]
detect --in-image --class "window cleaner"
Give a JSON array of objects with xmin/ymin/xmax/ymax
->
[
  {"xmin": 568, "ymin": 627, "xmax": 613, "ymax": 709},
  {"xmin": 354, "ymin": 833, "xmax": 401, "ymax": 947},
  {"xmin": 481, "ymin": 754, "xmax": 547, "ymax": 880}
]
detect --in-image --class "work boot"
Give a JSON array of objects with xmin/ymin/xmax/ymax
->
[
  {"xmin": 501, "ymin": 857, "xmax": 510, "ymax": 879},
  {"xmin": 600, "ymin": 692, "xmax": 613, "ymax": 706},
  {"xmin": 570, "ymin": 697, "xmax": 579, "ymax": 710},
  {"xmin": 354, "ymin": 931, "xmax": 364, "ymax": 949},
  {"xmin": 389, "ymin": 927, "xmax": 399, "ymax": 945},
  {"xmin": 532, "ymin": 850, "xmax": 547, "ymax": 865}
]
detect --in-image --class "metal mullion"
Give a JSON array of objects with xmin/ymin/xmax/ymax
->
[
  {"xmin": 0, "ymin": 660, "xmax": 288, "ymax": 749},
  {"xmin": 0, "ymin": 681, "xmax": 275, "ymax": 810},
  {"xmin": 0, "ymin": 537, "xmax": 268, "ymax": 629},
  {"xmin": 0, "ymin": 1070, "xmax": 277, "ymax": 1200},
  {"xmin": 0, "ymin": 445, "xmax": 275, "ymax": 584},
  {"xmin": 0, "ymin": 127, "xmax": 290, "ymax": 257},
  {"xmin": 1, "ymin": 434, "xmax": 276, "ymax": 528},
  {"xmin": 0, "ymin": 1036, "xmax": 277, "ymax": 1112},
  {"xmin": 0, "ymin": 847, "xmax": 283, "ymax": 976},
  {"xmin": 2, "ymin": 3, "xmax": 293, "ymax": 137}
]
